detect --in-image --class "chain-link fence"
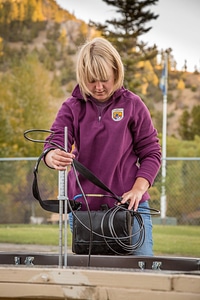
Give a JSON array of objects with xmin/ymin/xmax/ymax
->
[{"xmin": 0, "ymin": 157, "xmax": 200, "ymax": 225}]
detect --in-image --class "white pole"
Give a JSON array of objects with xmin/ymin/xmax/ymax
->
[
  {"xmin": 160, "ymin": 52, "xmax": 168, "ymax": 220},
  {"xmin": 58, "ymin": 127, "xmax": 68, "ymax": 268},
  {"xmin": 64, "ymin": 126, "xmax": 68, "ymax": 268},
  {"xmin": 58, "ymin": 170, "xmax": 64, "ymax": 267}
]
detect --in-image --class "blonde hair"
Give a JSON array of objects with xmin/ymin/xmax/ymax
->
[{"xmin": 76, "ymin": 37, "xmax": 124, "ymax": 100}]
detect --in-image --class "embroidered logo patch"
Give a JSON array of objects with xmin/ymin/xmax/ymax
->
[{"xmin": 112, "ymin": 108, "xmax": 124, "ymax": 121}]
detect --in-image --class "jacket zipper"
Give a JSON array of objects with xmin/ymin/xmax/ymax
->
[{"xmin": 92, "ymin": 101, "xmax": 111, "ymax": 122}]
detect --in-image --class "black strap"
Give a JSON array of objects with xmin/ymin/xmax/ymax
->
[
  {"xmin": 32, "ymin": 150, "xmax": 81, "ymax": 213},
  {"xmin": 72, "ymin": 159, "xmax": 122, "ymax": 203}
]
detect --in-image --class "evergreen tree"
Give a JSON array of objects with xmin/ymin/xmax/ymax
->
[
  {"xmin": 190, "ymin": 105, "xmax": 200, "ymax": 138},
  {"xmin": 179, "ymin": 106, "xmax": 200, "ymax": 140},
  {"xmin": 90, "ymin": 0, "xmax": 159, "ymax": 91},
  {"xmin": 178, "ymin": 110, "xmax": 192, "ymax": 140}
]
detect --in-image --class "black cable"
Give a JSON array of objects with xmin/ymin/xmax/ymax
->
[
  {"xmin": 24, "ymin": 129, "xmax": 66, "ymax": 152},
  {"xmin": 102, "ymin": 205, "xmax": 145, "ymax": 254},
  {"xmin": 71, "ymin": 162, "xmax": 93, "ymax": 266}
]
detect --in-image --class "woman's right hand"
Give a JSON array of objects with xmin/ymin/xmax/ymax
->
[{"xmin": 45, "ymin": 149, "xmax": 75, "ymax": 170}]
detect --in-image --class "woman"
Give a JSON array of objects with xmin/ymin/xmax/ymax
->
[{"xmin": 44, "ymin": 37, "xmax": 161, "ymax": 256}]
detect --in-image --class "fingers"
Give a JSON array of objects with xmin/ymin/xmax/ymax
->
[
  {"xmin": 49, "ymin": 149, "xmax": 75, "ymax": 170},
  {"xmin": 121, "ymin": 198, "xmax": 139, "ymax": 211},
  {"xmin": 121, "ymin": 192, "xmax": 141, "ymax": 211}
]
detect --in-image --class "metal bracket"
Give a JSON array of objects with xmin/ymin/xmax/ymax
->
[
  {"xmin": 138, "ymin": 261, "xmax": 146, "ymax": 270},
  {"xmin": 24, "ymin": 256, "xmax": 34, "ymax": 266},
  {"xmin": 14, "ymin": 256, "xmax": 21, "ymax": 265},
  {"xmin": 152, "ymin": 261, "xmax": 162, "ymax": 270}
]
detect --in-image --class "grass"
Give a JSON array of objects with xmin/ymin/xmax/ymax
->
[
  {"xmin": 0, "ymin": 224, "xmax": 68, "ymax": 246},
  {"xmin": 152, "ymin": 225, "xmax": 200, "ymax": 257},
  {"xmin": 0, "ymin": 224, "xmax": 199, "ymax": 257}
]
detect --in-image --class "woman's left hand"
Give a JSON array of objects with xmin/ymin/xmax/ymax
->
[{"xmin": 120, "ymin": 177, "xmax": 150, "ymax": 211}]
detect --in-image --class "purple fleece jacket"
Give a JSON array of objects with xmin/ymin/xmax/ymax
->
[{"xmin": 44, "ymin": 85, "xmax": 161, "ymax": 210}]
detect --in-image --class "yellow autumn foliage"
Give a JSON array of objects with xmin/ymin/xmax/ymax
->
[{"xmin": 177, "ymin": 79, "xmax": 185, "ymax": 90}]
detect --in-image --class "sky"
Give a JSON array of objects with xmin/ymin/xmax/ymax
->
[{"xmin": 55, "ymin": 0, "xmax": 200, "ymax": 72}]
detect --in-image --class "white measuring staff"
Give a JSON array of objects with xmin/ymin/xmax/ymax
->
[{"xmin": 57, "ymin": 126, "xmax": 68, "ymax": 268}]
